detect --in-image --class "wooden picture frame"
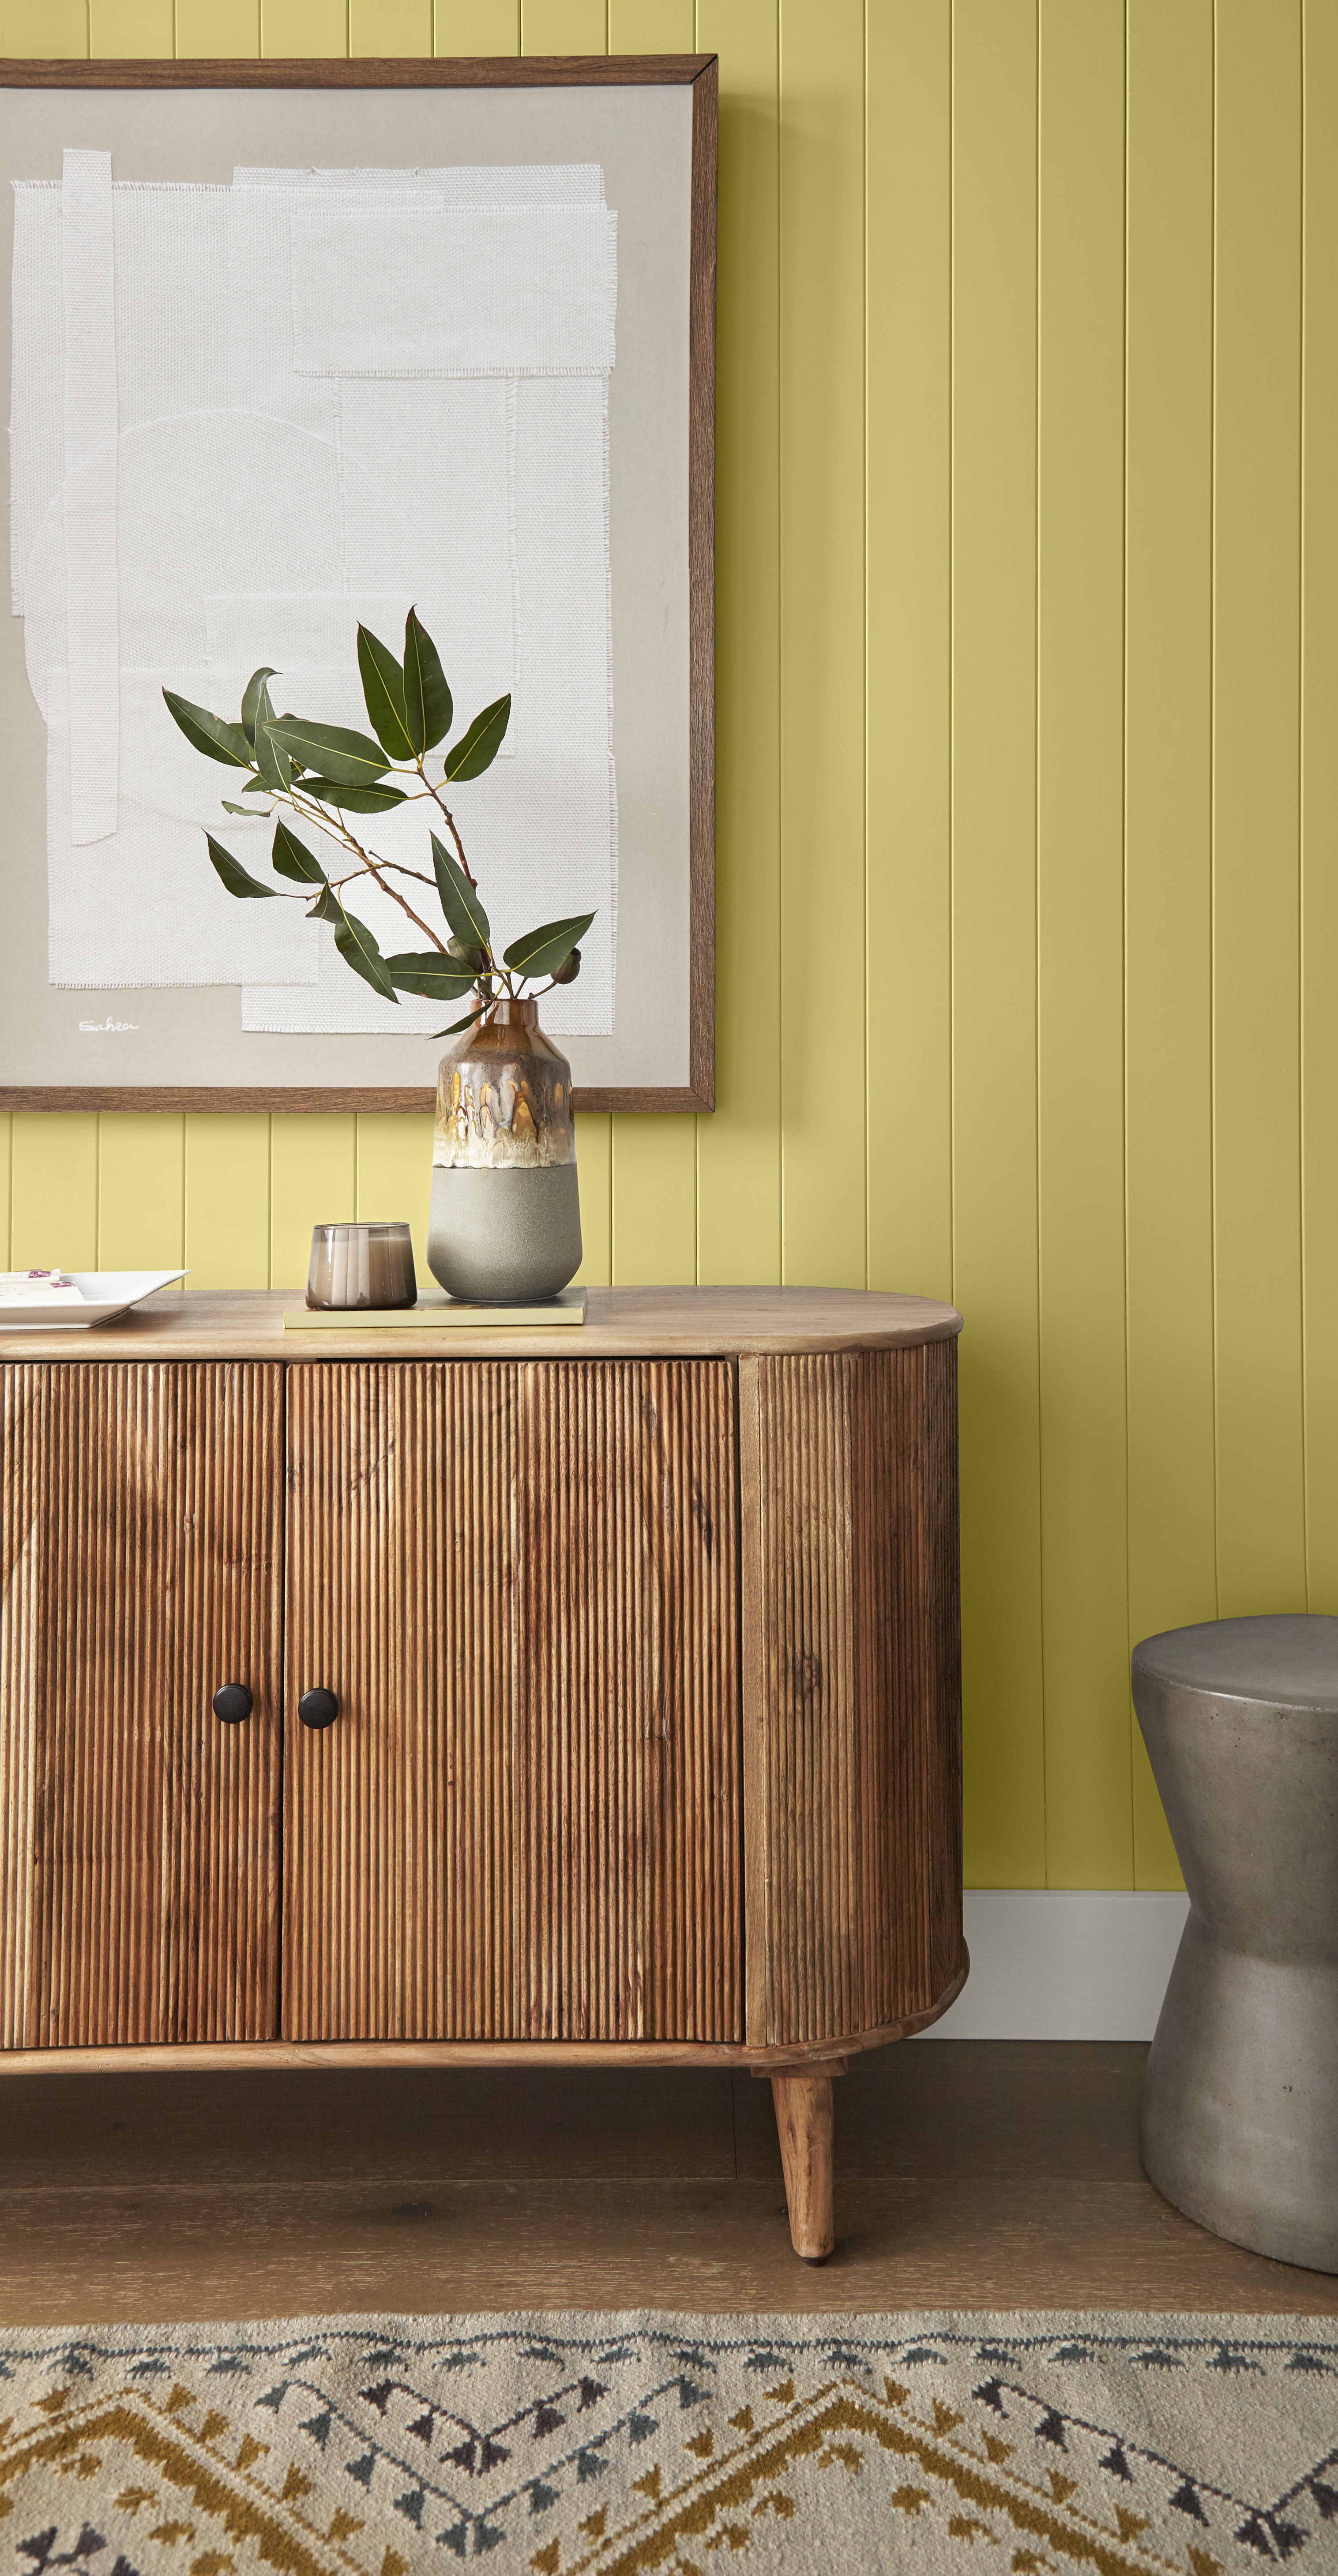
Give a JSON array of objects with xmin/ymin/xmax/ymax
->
[{"xmin": 0, "ymin": 54, "xmax": 716, "ymax": 1116}]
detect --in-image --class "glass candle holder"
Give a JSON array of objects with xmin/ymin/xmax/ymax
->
[{"xmin": 306, "ymin": 1221, "xmax": 417, "ymax": 1311}]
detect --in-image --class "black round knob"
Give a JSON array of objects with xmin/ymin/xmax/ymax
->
[
  {"xmin": 298, "ymin": 1687, "xmax": 339, "ymax": 1731},
  {"xmin": 212, "ymin": 1684, "xmax": 252, "ymax": 1725}
]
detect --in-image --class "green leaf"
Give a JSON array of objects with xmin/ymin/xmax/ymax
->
[
  {"xmin": 443, "ymin": 692, "xmax": 511, "ymax": 781},
  {"xmin": 357, "ymin": 625, "xmax": 417, "ymax": 763},
  {"xmin": 253, "ymin": 682, "xmax": 293, "ymax": 795},
  {"xmin": 240, "ymin": 666, "xmax": 279, "ymax": 748},
  {"xmin": 294, "ymin": 778, "xmax": 408, "ymax": 813},
  {"xmin": 403, "ymin": 608, "xmax": 452, "ymax": 754},
  {"xmin": 503, "ymin": 911, "xmax": 596, "ymax": 980},
  {"xmin": 384, "ymin": 951, "xmax": 479, "ymax": 1001},
  {"xmin": 432, "ymin": 1006, "xmax": 487, "ymax": 1038},
  {"xmin": 222, "ymin": 799, "xmax": 266, "ymax": 816},
  {"xmin": 430, "ymin": 832, "xmax": 491, "ymax": 949},
  {"xmin": 305, "ymin": 885, "xmax": 343, "ymax": 923},
  {"xmin": 265, "ymin": 716, "xmax": 394, "ymax": 787},
  {"xmin": 242, "ymin": 776, "xmax": 271, "ymax": 793},
  {"xmin": 271, "ymin": 819, "xmax": 327, "ymax": 888},
  {"xmin": 333, "ymin": 906, "xmax": 398, "ymax": 1002},
  {"xmin": 205, "ymin": 832, "xmax": 278, "ymax": 900},
  {"xmin": 164, "ymin": 690, "xmax": 255, "ymax": 769}
]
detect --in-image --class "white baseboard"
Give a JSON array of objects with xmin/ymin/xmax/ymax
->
[{"xmin": 917, "ymin": 1890, "xmax": 1191, "ymax": 2040}]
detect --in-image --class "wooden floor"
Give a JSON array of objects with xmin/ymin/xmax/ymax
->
[{"xmin": 1, "ymin": 2042, "xmax": 1334, "ymax": 2324}]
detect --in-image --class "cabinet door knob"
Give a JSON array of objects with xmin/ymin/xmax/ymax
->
[
  {"xmin": 212, "ymin": 1684, "xmax": 253, "ymax": 1724},
  {"xmin": 298, "ymin": 1687, "xmax": 339, "ymax": 1731}
]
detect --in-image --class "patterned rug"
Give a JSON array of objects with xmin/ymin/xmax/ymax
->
[{"xmin": 1, "ymin": 2309, "xmax": 1335, "ymax": 2575}]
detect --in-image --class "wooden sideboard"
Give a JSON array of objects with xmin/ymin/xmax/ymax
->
[{"xmin": 0, "ymin": 1285, "xmax": 965, "ymax": 2260}]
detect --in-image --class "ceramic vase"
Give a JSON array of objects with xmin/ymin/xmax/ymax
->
[{"xmin": 426, "ymin": 996, "xmax": 582, "ymax": 1304}]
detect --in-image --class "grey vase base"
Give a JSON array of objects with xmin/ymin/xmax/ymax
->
[
  {"xmin": 427, "ymin": 1162, "xmax": 582, "ymax": 1305},
  {"xmin": 1139, "ymin": 1917, "xmax": 1338, "ymax": 2274}
]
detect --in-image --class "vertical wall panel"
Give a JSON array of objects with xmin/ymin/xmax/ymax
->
[
  {"xmin": 1301, "ymin": 0, "xmax": 1338, "ymax": 1616},
  {"xmin": 1212, "ymin": 0, "xmax": 1306, "ymax": 1617},
  {"xmin": 355, "ymin": 1109, "xmax": 433, "ymax": 1285},
  {"xmin": 574, "ymin": 1111, "xmax": 613, "ymax": 1285},
  {"xmin": 0, "ymin": 1116, "xmax": 11, "ymax": 1269},
  {"xmin": 350, "ymin": 0, "xmax": 432, "ymax": 46},
  {"xmin": 177, "ymin": 0, "xmax": 259, "ymax": 50},
  {"xmin": 1124, "ymin": 0, "xmax": 1213, "ymax": 1889},
  {"xmin": 1036, "ymin": 0, "xmax": 1130, "ymax": 1886},
  {"xmin": 263, "ymin": 0, "xmax": 348, "ymax": 49},
  {"xmin": 609, "ymin": 0, "xmax": 693, "ymax": 45},
  {"xmin": 521, "ymin": 0, "xmax": 605, "ymax": 49},
  {"xmin": 98, "ymin": 1114, "xmax": 185, "ymax": 1274},
  {"xmin": 865, "ymin": 0, "xmax": 952, "ymax": 1308},
  {"xmin": 184, "ymin": 1115, "xmax": 272, "ymax": 1290},
  {"xmin": 11, "ymin": 1114, "xmax": 98, "ymax": 1273},
  {"xmin": 951, "ymin": 0, "xmax": 1045, "ymax": 1885},
  {"xmin": 271, "ymin": 1112, "xmax": 357, "ymax": 1292},
  {"xmin": 3, "ymin": 1, "xmax": 87, "ymax": 48},
  {"xmin": 87, "ymin": 0, "xmax": 173, "ymax": 49},
  {"xmin": 777, "ymin": 0, "xmax": 865, "ymax": 1288},
  {"xmin": 695, "ymin": 0, "xmax": 782, "ymax": 1287},
  {"xmin": 435, "ymin": 0, "xmax": 518, "ymax": 53},
  {"xmin": 612, "ymin": 1117, "xmax": 697, "ymax": 1284}
]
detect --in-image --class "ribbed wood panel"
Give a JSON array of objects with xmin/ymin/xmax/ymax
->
[
  {"xmin": 283, "ymin": 1361, "xmax": 741, "ymax": 2044},
  {"xmin": 515, "ymin": 1361, "xmax": 740, "ymax": 2041},
  {"xmin": 743, "ymin": 1343, "xmax": 962, "ymax": 2047},
  {"xmin": 0, "ymin": 1364, "xmax": 282, "ymax": 2049},
  {"xmin": 283, "ymin": 1362, "xmax": 517, "ymax": 2045}
]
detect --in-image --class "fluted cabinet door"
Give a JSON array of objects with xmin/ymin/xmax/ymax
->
[
  {"xmin": 283, "ymin": 1360, "xmax": 741, "ymax": 2043},
  {"xmin": 0, "ymin": 1363, "xmax": 283, "ymax": 2049}
]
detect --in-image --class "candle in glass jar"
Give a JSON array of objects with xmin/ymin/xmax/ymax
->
[{"xmin": 306, "ymin": 1221, "xmax": 417, "ymax": 1311}]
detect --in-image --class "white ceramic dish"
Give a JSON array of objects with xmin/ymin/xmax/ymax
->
[{"xmin": 0, "ymin": 1270, "xmax": 188, "ymax": 1329}]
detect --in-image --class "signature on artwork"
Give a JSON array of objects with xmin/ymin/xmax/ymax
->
[{"xmin": 78, "ymin": 1017, "xmax": 139, "ymax": 1032}]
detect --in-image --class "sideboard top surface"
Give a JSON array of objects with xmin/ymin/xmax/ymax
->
[{"xmin": 0, "ymin": 1284, "xmax": 963, "ymax": 1365}]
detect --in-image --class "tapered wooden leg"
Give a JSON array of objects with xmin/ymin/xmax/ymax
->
[{"xmin": 771, "ymin": 2073, "xmax": 835, "ymax": 2262}]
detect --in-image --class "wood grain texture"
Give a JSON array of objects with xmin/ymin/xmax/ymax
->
[
  {"xmin": 770, "ymin": 2070, "xmax": 835, "ymax": 2259},
  {"xmin": 283, "ymin": 1358, "xmax": 741, "ymax": 2042},
  {"xmin": 742, "ymin": 1341, "xmax": 963, "ymax": 2047},
  {"xmin": 0, "ymin": 51, "xmax": 711, "ymax": 81},
  {"xmin": 0, "ymin": 1283, "xmax": 963, "ymax": 1367},
  {"xmin": 0, "ymin": 1363, "xmax": 282, "ymax": 2048},
  {"xmin": 0, "ymin": 1987, "xmax": 960, "ymax": 2075},
  {"xmin": 8, "ymin": 2045, "xmax": 1334, "ymax": 2324}
]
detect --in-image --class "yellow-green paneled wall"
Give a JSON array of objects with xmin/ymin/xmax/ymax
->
[{"xmin": 4, "ymin": 0, "xmax": 1333, "ymax": 1896}]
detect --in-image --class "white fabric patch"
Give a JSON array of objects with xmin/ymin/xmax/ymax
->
[
  {"xmin": 45, "ymin": 666, "xmax": 320, "ymax": 991},
  {"xmin": 233, "ymin": 163, "xmax": 605, "ymax": 203},
  {"xmin": 242, "ymin": 375, "xmax": 614, "ymax": 1038},
  {"xmin": 9, "ymin": 184, "xmax": 62, "ymax": 616},
  {"xmin": 11, "ymin": 156, "xmax": 617, "ymax": 1034},
  {"xmin": 61, "ymin": 149, "xmax": 118, "ymax": 845},
  {"xmin": 289, "ymin": 200, "xmax": 618, "ymax": 380}
]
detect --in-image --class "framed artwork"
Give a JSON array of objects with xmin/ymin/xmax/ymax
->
[{"xmin": 0, "ymin": 53, "xmax": 715, "ymax": 1115}]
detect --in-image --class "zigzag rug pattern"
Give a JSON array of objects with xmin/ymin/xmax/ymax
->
[{"xmin": 0, "ymin": 2308, "xmax": 1335, "ymax": 2574}]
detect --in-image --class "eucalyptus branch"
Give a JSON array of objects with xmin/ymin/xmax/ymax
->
[
  {"xmin": 168, "ymin": 610, "xmax": 593, "ymax": 1013},
  {"xmin": 283, "ymin": 786, "xmax": 449, "ymax": 953},
  {"xmin": 415, "ymin": 760, "xmax": 476, "ymax": 887}
]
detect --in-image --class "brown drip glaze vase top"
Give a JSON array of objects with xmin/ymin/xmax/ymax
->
[{"xmin": 427, "ymin": 996, "xmax": 582, "ymax": 1304}]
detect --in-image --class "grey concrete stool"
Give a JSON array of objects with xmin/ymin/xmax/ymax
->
[{"xmin": 1132, "ymin": 1615, "xmax": 1338, "ymax": 2274}]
